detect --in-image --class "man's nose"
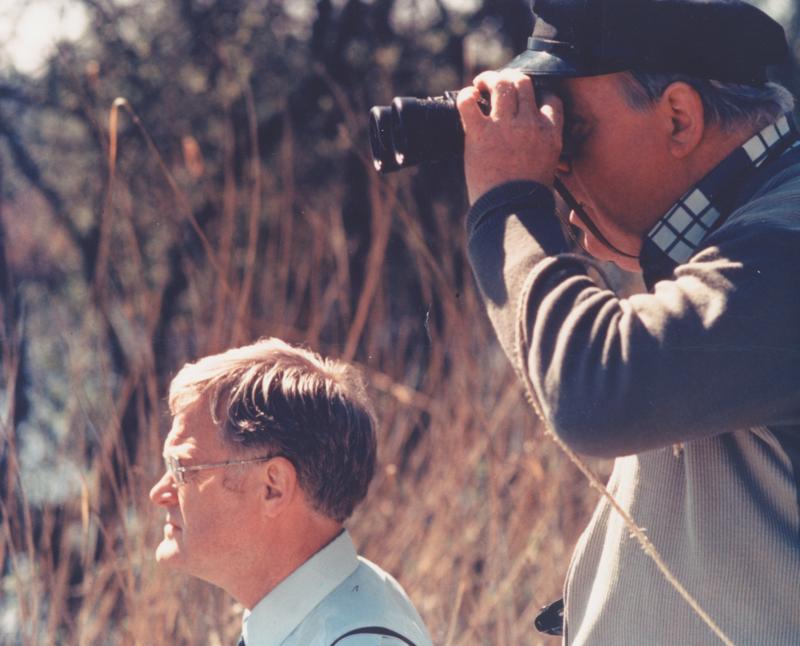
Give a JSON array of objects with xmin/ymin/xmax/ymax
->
[{"xmin": 149, "ymin": 471, "xmax": 177, "ymax": 506}]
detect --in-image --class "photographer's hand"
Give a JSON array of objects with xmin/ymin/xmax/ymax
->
[{"xmin": 457, "ymin": 69, "xmax": 563, "ymax": 205}]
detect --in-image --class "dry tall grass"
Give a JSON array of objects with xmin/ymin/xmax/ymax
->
[{"xmin": 0, "ymin": 84, "xmax": 609, "ymax": 646}]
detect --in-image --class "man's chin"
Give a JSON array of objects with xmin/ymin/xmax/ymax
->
[
  {"xmin": 154, "ymin": 537, "xmax": 185, "ymax": 568},
  {"xmin": 570, "ymin": 214, "xmax": 641, "ymax": 272}
]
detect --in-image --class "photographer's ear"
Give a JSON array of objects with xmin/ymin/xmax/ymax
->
[{"xmin": 658, "ymin": 81, "xmax": 705, "ymax": 158}]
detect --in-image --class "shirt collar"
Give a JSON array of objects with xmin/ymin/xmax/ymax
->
[
  {"xmin": 639, "ymin": 113, "xmax": 800, "ymax": 289},
  {"xmin": 242, "ymin": 529, "xmax": 359, "ymax": 646}
]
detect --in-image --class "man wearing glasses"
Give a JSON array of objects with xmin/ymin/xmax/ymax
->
[{"xmin": 149, "ymin": 338, "xmax": 432, "ymax": 646}]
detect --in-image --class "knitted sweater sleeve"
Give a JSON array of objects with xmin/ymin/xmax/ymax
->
[{"xmin": 466, "ymin": 180, "xmax": 800, "ymax": 458}]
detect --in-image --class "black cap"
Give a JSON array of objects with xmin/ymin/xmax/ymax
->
[{"xmin": 505, "ymin": 0, "xmax": 789, "ymax": 84}]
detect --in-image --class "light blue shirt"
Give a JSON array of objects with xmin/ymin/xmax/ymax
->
[{"xmin": 241, "ymin": 530, "xmax": 433, "ymax": 646}]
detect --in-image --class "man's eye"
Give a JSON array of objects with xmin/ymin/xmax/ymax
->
[{"xmin": 182, "ymin": 471, "xmax": 197, "ymax": 483}]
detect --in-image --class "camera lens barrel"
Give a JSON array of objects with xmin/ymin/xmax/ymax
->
[
  {"xmin": 369, "ymin": 91, "xmax": 463, "ymax": 173},
  {"xmin": 369, "ymin": 106, "xmax": 402, "ymax": 173}
]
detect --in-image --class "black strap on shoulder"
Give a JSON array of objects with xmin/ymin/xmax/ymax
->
[
  {"xmin": 534, "ymin": 597, "xmax": 564, "ymax": 636},
  {"xmin": 329, "ymin": 626, "xmax": 417, "ymax": 646}
]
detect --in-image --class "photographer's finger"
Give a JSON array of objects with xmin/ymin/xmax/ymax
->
[
  {"xmin": 472, "ymin": 70, "xmax": 500, "ymax": 90},
  {"xmin": 489, "ymin": 78, "xmax": 518, "ymax": 119},
  {"xmin": 514, "ymin": 74, "xmax": 537, "ymax": 117},
  {"xmin": 539, "ymin": 91, "xmax": 564, "ymax": 135},
  {"xmin": 473, "ymin": 71, "xmax": 518, "ymax": 119},
  {"xmin": 457, "ymin": 86, "xmax": 487, "ymax": 131}
]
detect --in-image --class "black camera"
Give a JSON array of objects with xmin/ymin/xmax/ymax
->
[
  {"xmin": 367, "ymin": 83, "xmax": 617, "ymax": 256},
  {"xmin": 368, "ymin": 80, "xmax": 552, "ymax": 173},
  {"xmin": 368, "ymin": 91, "xmax": 468, "ymax": 173}
]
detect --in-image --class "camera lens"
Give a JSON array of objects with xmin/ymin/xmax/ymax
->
[
  {"xmin": 368, "ymin": 92, "xmax": 464, "ymax": 173},
  {"xmin": 369, "ymin": 106, "xmax": 401, "ymax": 173}
]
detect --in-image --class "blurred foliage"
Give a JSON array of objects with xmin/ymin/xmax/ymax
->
[
  {"xmin": 0, "ymin": 0, "xmax": 527, "ymax": 481},
  {"xmin": 1, "ymin": 0, "xmax": 535, "ymax": 419},
  {"xmin": 0, "ymin": 0, "xmax": 797, "ymax": 644}
]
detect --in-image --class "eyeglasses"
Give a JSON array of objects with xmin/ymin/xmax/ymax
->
[{"xmin": 163, "ymin": 453, "xmax": 278, "ymax": 484}]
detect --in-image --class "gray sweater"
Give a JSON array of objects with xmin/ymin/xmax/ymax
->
[{"xmin": 465, "ymin": 148, "xmax": 800, "ymax": 643}]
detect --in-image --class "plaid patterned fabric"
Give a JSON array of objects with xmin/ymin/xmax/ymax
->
[{"xmin": 640, "ymin": 114, "xmax": 799, "ymax": 288}]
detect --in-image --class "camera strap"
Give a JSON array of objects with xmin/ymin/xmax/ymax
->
[
  {"xmin": 534, "ymin": 597, "xmax": 565, "ymax": 636},
  {"xmin": 553, "ymin": 178, "xmax": 640, "ymax": 260}
]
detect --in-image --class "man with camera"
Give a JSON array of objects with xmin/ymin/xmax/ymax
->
[
  {"xmin": 455, "ymin": 0, "xmax": 800, "ymax": 642},
  {"xmin": 149, "ymin": 338, "xmax": 433, "ymax": 645}
]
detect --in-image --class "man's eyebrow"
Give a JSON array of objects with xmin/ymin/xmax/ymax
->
[{"xmin": 162, "ymin": 446, "xmax": 193, "ymax": 459}]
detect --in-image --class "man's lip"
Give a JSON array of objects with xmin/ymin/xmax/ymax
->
[{"xmin": 164, "ymin": 522, "xmax": 182, "ymax": 538}]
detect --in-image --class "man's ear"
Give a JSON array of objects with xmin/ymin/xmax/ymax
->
[
  {"xmin": 657, "ymin": 81, "xmax": 705, "ymax": 159},
  {"xmin": 259, "ymin": 457, "xmax": 298, "ymax": 518}
]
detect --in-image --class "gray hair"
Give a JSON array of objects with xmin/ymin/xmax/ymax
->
[
  {"xmin": 619, "ymin": 72, "xmax": 795, "ymax": 132},
  {"xmin": 169, "ymin": 338, "xmax": 377, "ymax": 523}
]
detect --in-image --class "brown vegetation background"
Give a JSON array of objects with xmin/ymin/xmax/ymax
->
[{"xmin": 1, "ymin": 1, "xmax": 798, "ymax": 644}]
